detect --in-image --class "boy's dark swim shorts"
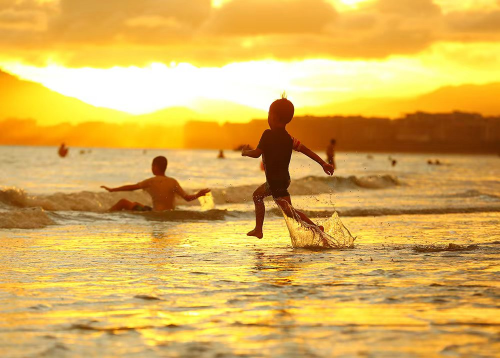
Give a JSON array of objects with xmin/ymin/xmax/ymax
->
[
  {"xmin": 132, "ymin": 204, "xmax": 153, "ymax": 212},
  {"xmin": 266, "ymin": 180, "xmax": 291, "ymax": 199}
]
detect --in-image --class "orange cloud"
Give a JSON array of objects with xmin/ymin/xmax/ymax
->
[
  {"xmin": 446, "ymin": 9, "xmax": 500, "ymax": 33},
  {"xmin": 375, "ymin": 0, "xmax": 441, "ymax": 16},
  {"xmin": 205, "ymin": 0, "xmax": 336, "ymax": 35},
  {"xmin": 48, "ymin": 0, "xmax": 211, "ymax": 44},
  {"xmin": 0, "ymin": 0, "xmax": 499, "ymax": 67}
]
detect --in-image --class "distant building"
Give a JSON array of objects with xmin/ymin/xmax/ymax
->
[{"xmin": 184, "ymin": 111, "xmax": 500, "ymax": 153}]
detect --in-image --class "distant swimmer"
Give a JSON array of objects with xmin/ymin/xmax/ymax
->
[
  {"xmin": 101, "ymin": 156, "xmax": 211, "ymax": 212},
  {"xmin": 242, "ymin": 95, "xmax": 334, "ymax": 239},
  {"xmin": 217, "ymin": 149, "xmax": 225, "ymax": 159},
  {"xmin": 58, "ymin": 143, "xmax": 69, "ymax": 158},
  {"xmin": 326, "ymin": 138, "xmax": 336, "ymax": 170},
  {"xmin": 427, "ymin": 159, "xmax": 442, "ymax": 165}
]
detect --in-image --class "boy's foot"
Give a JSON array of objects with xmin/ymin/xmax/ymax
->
[
  {"xmin": 247, "ymin": 229, "xmax": 263, "ymax": 239},
  {"xmin": 318, "ymin": 225, "xmax": 325, "ymax": 232}
]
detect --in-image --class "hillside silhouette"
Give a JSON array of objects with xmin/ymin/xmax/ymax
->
[
  {"xmin": 3, "ymin": 69, "xmax": 500, "ymax": 126},
  {"xmin": 0, "ymin": 70, "xmax": 132, "ymax": 125},
  {"xmin": 2, "ymin": 69, "xmax": 500, "ymax": 152},
  {"xmin": 0, "ymin": 70, "xmax": 265, "ymax": 125},
  {"xmin": 299, "ymin": 83, "xmax": 500, "ymax": 118}
]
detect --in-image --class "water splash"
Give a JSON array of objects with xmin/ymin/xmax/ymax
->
[
  {"xmin": 198, "ymin": 191, "xmax": 215, "ymax": 211},
  {"xmin": 280, "ymin": 203, "xmax": 355, "ymax": 249}
]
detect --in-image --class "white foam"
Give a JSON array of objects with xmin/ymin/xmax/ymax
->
[{"xmin": 0, "ymin": 207, "xmax": 55, "ymax": 229}]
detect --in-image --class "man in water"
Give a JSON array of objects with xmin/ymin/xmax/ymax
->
[
  {"xmin": 242, "ymin": 95, "xmax": 335, "ymax": 238},
  {"xmin": 101, "ymin": 156, "xmax": 210, "ymax": 211},
  {"xmin": 326, "ymin": 138, "xmax": 336, "ymax": 170}
]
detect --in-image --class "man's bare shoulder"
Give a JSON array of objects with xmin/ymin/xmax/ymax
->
[
  {"xmin": 136, "ymin": 176, "xmax": 155, "ymax": 187},
  {"xmin": 149, "ymin": 175, "xmax": 178, "ymax": 186}
]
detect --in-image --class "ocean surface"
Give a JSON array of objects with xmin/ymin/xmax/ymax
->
[{"xmin": 1, "ymin": 145, "xmax": 499, "ymax": 357}]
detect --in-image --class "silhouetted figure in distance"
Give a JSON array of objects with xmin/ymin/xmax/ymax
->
[
  {"xmin": 326, "ymin": 138, "xmax": 336, "ymax": 170},
  {"xmin": 58, "ymin": 143, "xmax": 69, "ymax": 158}
]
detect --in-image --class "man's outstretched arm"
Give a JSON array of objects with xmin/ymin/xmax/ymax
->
[
  {"xmin": 299, "ymin": 144, "xmax": 335, "ymax": 175},
  {"xmin": 175, "ymin": 181, "xmax": 211, "ymax": 202},
  {"xmin": 101, "ymin": 183, "xmax": 143, "ymax": 192}
]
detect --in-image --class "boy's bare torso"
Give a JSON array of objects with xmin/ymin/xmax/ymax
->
[{"xmin": 138, "ymin": 176, "xmax": 178, "ymax": 211}]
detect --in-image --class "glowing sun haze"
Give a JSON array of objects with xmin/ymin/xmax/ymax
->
[{"xmin": 1, "ymin": 0, "xmax": 500, "ymax": 119}]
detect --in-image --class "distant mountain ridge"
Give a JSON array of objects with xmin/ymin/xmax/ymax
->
[
  {"xmin": 0, "ymin": 70, "xmax": 133, "ymax": 125},
  {"xmin": 0, "ymin": 70, "xmax": 267, "ymax": 125},
  {"xmin": 1, "ymin": 69, "xmax": 499, "ymax": 125},
  {"xmin": 298, "ymin": 83, "xmax": 500, "ymax": 117}
]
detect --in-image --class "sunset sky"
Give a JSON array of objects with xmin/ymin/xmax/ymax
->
[{"xmin": 1, "ymin": 0, "xmax": 500, "ymax": 118}]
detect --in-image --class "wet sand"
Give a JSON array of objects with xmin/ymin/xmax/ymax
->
[{"xmin": 1, "ymin": 213, "xmax": 499, "ymax": 357}]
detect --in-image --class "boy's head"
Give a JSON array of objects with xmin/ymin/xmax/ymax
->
[
  {"xmin": 152, "ymin": 156, "xmax": 168, "ymax": 175},
  {"xmin": 268, "ymin": 94, "xmax": 294, "ymax": 128}
]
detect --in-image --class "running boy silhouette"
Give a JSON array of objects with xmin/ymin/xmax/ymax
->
[
  {"xmin": 101, "ymin": 156, "xmax": 210, "ymax": 211},
  {"xmin": 242, "ymin": 95, "xmax": 335, "ymax": 238}
]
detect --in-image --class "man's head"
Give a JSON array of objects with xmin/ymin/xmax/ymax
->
[
  {"xmin": 268, "ymin": 94, "xmax": 294, "ymax": 128},
  {"xmin": 152, "ymin": 156, "xmax": 168, "ymax": 175}
]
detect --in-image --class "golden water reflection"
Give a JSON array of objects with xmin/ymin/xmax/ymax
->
[{"xmin": 0, "ymin": 213, "xmax": 499, "ymax": 356}]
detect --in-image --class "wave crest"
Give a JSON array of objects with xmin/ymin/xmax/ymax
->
[
  {"xmin": 0, "ymin": 207, "xmax": 55, "ymax": 229},
  {"xmin": 0, "ymin": 175, "xmax": 400, "ymax": 212},
  {"xmin": 211, "ymin": 174, "xmax": 400, "ymax": 204}
]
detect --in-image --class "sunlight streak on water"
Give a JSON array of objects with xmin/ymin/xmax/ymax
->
[{"xmin": 1, "ymin": 214, "xmax": 499, "ymax": 356}]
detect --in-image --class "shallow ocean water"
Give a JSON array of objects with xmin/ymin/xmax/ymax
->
[
  {"xmin": 0, "ymin": 146, "xmax": 499, "ymax": 356},
  {"xmin": 1, "ymin": 213, "xmax": 499, "ymax": 357}
]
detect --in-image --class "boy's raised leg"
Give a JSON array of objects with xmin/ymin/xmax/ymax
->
[
  {"xmin": 248, "ymin": 183, "xmax": 271, "ymax": 239},
  {"xmin": 275, "ymin": 197, "xmax": 323, "ymax": 230}
]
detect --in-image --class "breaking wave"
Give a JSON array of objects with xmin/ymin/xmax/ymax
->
[
  {"xmin": 413, "ymin": 243, "xmax": 479, "ymax": 253},
  {"xmin": 0, "ymin": 175, "xmax": 400, "ymax": 212},
  {"xmin": 0, "ymin": 207, "xmax": 55, "ymax": 229},
  {"xmin": 209, "ymin": 174, "xmax": 399, "ymax": 204},
  {"xmin": 281, "ymin": 206, "xmax": 500, "ymax": 218},
  {"xmin": 442, "ymin": 190, "xmax": 499, "ymax": 201}
]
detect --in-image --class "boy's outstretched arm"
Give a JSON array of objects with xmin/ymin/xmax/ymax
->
[
  {"xmin": 241, "ymin": 145, "xmax": 262, "ymax": 158},
  {"xmin": 299, "ymin": 144, "xmax": 335, "ymax": 175},
  {"xmin": 101, "ymin": 183, "xmax": 143, "ymax": 192},
  {"xmin": 175, "ymin": 181, "xmax": 211, "ymax": 202}
]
